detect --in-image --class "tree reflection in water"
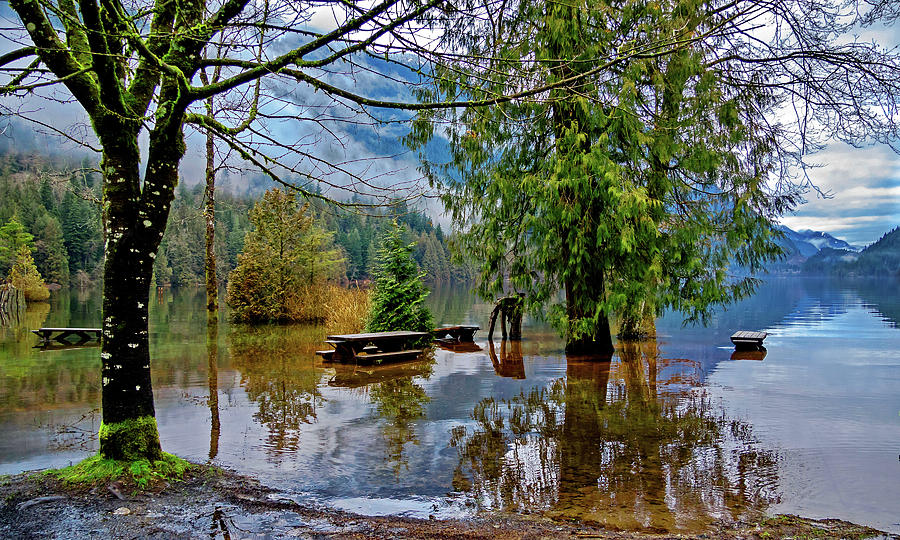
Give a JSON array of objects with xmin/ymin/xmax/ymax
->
[
  {"xmin": 333, "ymin": 354, "xmax": 436, "ymax": 475},
  {"xmin": 229, "ymin": 325, "xmax": 326, "ymax": 454},
  {"xmin": 488, "ymin": 339, "xmax": 525, "ymax": 379},
  {"xmin": 450, "ymin": 339, "xmax": 780, "ymax": 533},
  {"xmin": 207, "ymin": 322, "xmax": 220, "ymax": 460}
]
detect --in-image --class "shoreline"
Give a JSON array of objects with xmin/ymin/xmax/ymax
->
[{"xmin": 0, "ymin": 464, "xmax": 894, "ymax": 539}]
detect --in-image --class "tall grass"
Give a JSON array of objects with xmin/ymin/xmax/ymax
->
[{"xmin": 323, "ymin": 284, "xmax": 370, "ymax": 334}]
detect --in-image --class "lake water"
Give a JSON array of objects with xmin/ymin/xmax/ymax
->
[{"xmin": 1, "ymin": 278, "xmax": 898, "ymax": 534}]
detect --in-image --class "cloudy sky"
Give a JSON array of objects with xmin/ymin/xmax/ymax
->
[
  {"xmin": 1, "ymin": 4, "xmax": 898, "ymax": 247},
  {"xmin": 780, "ymin": 144, "xmax": 900, "ymax": 245}
]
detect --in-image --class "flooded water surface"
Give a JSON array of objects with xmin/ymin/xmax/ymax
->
[{"xmin": 1, "ymin": 278, "xmax": 898, "ymax": 533}]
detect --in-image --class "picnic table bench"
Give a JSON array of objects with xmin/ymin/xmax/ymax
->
[
  {"xmin": 433, "ymin": 325, "xmax": 479, "ymax": 343},
  {"xmin": 32, "ymin": 327, "xmax": 101, "ymax": 346},
  {"xmin": 316, "ymin": 330, "xmax": 429, "ymax": 365},
  {"xmin": 730, "ymin": 330, "xmax": 767, "ymax": 351}
]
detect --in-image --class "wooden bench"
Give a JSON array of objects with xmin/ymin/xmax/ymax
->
[
  {"xmin": 730, "ymin": 330, "xmax": 767, "ymax": 351},
  {"xmin": 433, "ymin": 325, "xmax": 479, "ymax": 343},
  {"xmin": 32, "ymin": 327, "xmax": 101, "ymax": 345}
]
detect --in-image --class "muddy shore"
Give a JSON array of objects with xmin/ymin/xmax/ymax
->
[{"xmin": 0, "ymin": 465, "xmax": 894, "ymax": 539}]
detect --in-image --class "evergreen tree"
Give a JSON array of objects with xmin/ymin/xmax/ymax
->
[
  {"xmin": 410, "ymin": 0, "xmax": 789, "ymax": 352},
  {"xmin": 8, "ymin": 244, "xmax": 50, "ymax": 301},
  {"xmin": 0, "ymin": 218, "xmax": 34, "ymax": 276},
  {"xmin": 226, "ymin": 189, "xmax": 343, "ymax": 322},
  {"xmin": 365, "ymin": 222, "xmax": 433, "ymax": 340},
  {"xmin": 32, "ymin": 215, "xmax": 70, "ymax": 285},
  {"xmin": 60, "ymin": 186, "xmax": 98, "ymax": 274},
  {"xmin": 39, "ymin": 177, "xmax": 55, "ymax": 214}
]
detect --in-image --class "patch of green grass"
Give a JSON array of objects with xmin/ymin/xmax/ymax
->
[{"xmin": 51, "ymin": 452, "xmax": 191, "ymax": 489}]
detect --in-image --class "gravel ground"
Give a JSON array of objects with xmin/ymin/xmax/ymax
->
[{"xmin": 0, "ymin": 466, "xmax": 894, "ymax": 539}]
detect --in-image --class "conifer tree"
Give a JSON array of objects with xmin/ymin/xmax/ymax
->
[
  {"xmin": 8, "ymin": 244, "xmax": 50, "ymax": 301},
  {"xmin": 227, "ymin": 189, "xmax": 342, "ymax": 322},
  {"xmin": 33, "ymin": 215, "xmax": 70, "ymax": 286},
  {"xmin": 366, "ymin": 222, "xmax": 432, "ymax": 340},
  {"xmin": 0, "ymin": 218, "xmax": 34, "ymax": 276}
]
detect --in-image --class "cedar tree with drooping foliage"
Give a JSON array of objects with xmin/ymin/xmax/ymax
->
[{"xmin": 407, "ymin": 0, "xmax": 900, "ymax": 354}]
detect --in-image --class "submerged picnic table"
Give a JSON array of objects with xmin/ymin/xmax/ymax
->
[
  {"xmin": 318, "ymin": 330, "xmax": 429, "ymax": 365},
  {"xmin": 730, "ymin": 330, "xmax": 768, "ymax": 350},
  {"xmin": 433, "ymin": 325, "xmax": 479, "ymax": 343},
  {"xmin": 32, "ymin": 327, "xmax": 101, "ymax": 346}
]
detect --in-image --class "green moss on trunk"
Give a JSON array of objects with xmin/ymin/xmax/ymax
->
[{"xmin": 99, "ymin": 416, "xmax": 163, "ymax": 461}]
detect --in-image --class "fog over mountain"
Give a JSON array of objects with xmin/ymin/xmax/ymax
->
[{"xmin": 771, "ymin": 225, "xmax": 900, "ymax": 276}]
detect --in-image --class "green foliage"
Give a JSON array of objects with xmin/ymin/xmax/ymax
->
[
  {"xmin": 365, "ymin": 222, "xmax": 433, "ymax": 340},
  {"xmin": 0, "ymin": 155, "xmax": 465, "ymax": 290},
  {"xmin": 0, "ymin": 218, "xmax": 34, "ymax": 275},
  {"xmin": 408, "ymin": 0, "xmax": 789, "ymax": 345},
  {"xmin": 32, "ymin": 215, "xmax": 69, "ymax": 285},
  {"xmin": 226, "ymin": 188, "xmax": 343, "ymax": 322},
  {"xmin": 0, "ymin": 157, "xmax": 102, "ymax": 283},
  {"xmin": 59, "ymin": 175, "xmax": 102, "ymax": 276},
  {"xmin": 53, "ymin": 452, "xmax": 190, "ymax": 489},
  {"xmin": 8, "ymin": 244, "xmax": 49, "ymax": 302}
]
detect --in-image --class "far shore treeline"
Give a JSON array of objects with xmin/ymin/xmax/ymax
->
[{"xmin": 0, "ymin": 151, "xmax": 472, "ymax": 291}]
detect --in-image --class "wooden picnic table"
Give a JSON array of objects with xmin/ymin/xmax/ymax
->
[
  {"xmin": 32, "ymin": 327, "xmax": 101, "ymax": 345},
  {"xmin": 433, "ymin": 325, "xmax": 479, "ymax": 343},
  {"xmin": 730, "ymin": 330, "xmax": 767, "ymax": 351},
  {"xmin": 321, "ymin": 330, "xmax": 430, "ymax": 364}
]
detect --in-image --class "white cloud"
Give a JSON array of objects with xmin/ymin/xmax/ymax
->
[{"xmin": 780, "ymin": 143, "xmax": 900, "ymax": 245}]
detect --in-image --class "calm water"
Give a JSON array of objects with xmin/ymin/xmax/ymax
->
[{"xmin": 0, "ymin": 279, "xmax": 898, "ymax": 533}]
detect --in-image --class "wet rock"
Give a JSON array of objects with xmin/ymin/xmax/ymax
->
[
  {"xmin": 113, "ymin": 507, "xmax": 131, "ymax": 515},
  {"xmin": 107, "ymin": 481, "xmax": 126, "ymax": 500}
]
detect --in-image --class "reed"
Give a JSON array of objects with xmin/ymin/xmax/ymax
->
[{"xmin": 323, "ymin": 284, "xmax": 371, "ymax": 334}]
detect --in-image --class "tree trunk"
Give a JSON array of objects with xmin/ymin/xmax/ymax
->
[
  {"xmin": 545, "ymin": 4, "xmax": 614, "ymax": 358},
  {"xmin": 99, "ymin": 164, "xmax": 161, "ymax": 460},
  {"xmin": 204, "ymin": 98, "xmax": 218, "ymax": 322},
  {"xmin": 507, "ymin": 297, "xmax": 523, "ymax": 340},
  {"xmin": 564, "ymin": 277, "xmax": 614, "ymax": 356},
  {"xmin": 98, "ymin": 106, "xmax": 182, "ymax": 461}
]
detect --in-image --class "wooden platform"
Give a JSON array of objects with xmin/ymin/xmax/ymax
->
[
  {"xmin": 32, "ymin": 327, "xmax": 101, "ymax": 345},
  {"xmin": 433, "ymin": 325, "xmax": 479, "ymax": 343},
  {"xmin": 730, "ymin": 330, "xmax": 767, "ymax": 350}
]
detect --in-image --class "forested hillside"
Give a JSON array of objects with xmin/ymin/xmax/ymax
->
[
  {"xmin": 0, "ymin": 152, "xmax": 469, "ymax": 289},
  {"xmin": 802, "ymin": 227, "xmax": 900, "ymax": 276}
]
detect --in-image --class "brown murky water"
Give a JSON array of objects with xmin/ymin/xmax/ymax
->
[{"xmin": 1, "ymin": 279, "xmax": 898, "ymax": 533}]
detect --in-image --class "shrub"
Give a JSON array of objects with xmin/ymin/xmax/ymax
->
[{"xmin": 8, "ymin": 244, "xmax": 49, "ymax": 302}]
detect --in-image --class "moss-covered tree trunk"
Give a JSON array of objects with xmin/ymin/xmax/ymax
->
[
  {"xmin": 99, "ymin": 132, "xmax": 161, "ymax": 460},
  {"xmin": 98, "ymin": 99, "xmax": 183, "ymax": 460},
  {"xmin": 204, "ymin": 97, "xmax": 218, "ymax": 323}
]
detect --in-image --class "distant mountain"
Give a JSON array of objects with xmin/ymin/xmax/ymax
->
[
  {"xmin": 800, "ymin": 227, "xmax": 900, "ymax": 276},
  {"xmin": 767, "ymin": 226, "xmax": 861, "ymax": 273},
  {"xmin": 777, "ymin": 226, "xmax": 861, "ymax": 258},
  {"xmin": 794, "ymin": 228, "xmax": 863, "ymax": 252}
]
